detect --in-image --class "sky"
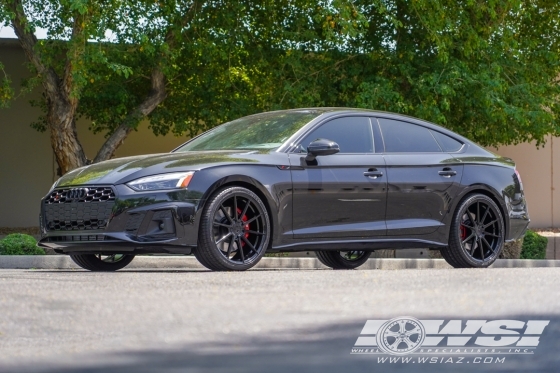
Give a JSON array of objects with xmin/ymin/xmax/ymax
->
[{"xmin": 0, "ymin": 25, "xmax": 48, "ymax": 39}]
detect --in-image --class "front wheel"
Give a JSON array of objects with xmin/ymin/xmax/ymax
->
[
  {"xmin": 442, "ymin": 194, "xmax": 505, "ymax": 268},
  {"xmin": 70, "ymin": 254, "xmax": 135, "ymax": 271},
  {"xmin": 194, "ymin": 186, "xmax": 271, "ymax": 271},
  {"xmin": 316, "ymin": 250, "xmax": 371, "ymax": 269}
]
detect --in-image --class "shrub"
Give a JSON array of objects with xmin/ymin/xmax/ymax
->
[
  {"xmin": 520, "ymin": 230, "xmax": 548, "ymax": 259},
  {"xmin": 0, "ymin": 234, "xmax": 45, "ymax": 255}
]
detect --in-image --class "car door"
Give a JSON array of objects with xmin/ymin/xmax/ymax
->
[
  {"xmin": 375, "ymin": 118, "xmax": 464, "ymax": 236},
  {"xmin": 289, "ymin": 116, "xmax": 387, "ymax": 239}
]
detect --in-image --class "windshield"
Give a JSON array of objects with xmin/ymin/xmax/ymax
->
[{"xmin": 174, "ymin": 111, "xmax": 321, "ymax": 152}]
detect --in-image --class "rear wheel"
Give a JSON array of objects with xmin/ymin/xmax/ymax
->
[
  {"xmin": 194, "ymin": 186, "xmax": 270, "ymax": 271},
  {"xmin": 316, "ymin": 250, "xmax": 371, "ymax": 269},
  {"xmin": 70, "ymin": 254, "xmax": 135, "ymax": 271},
  {"xmin": 442, "ymin": 194, "xmax": 505, "ymax": 268}
]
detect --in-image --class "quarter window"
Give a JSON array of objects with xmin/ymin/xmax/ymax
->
[
  {"xmin": 431, "ymin": 130, "xmax": 463, "ymax": 152},
  {"xmin": 298, "ymin": 117, "xmax": 373, "ymax": 154},
  {"xmin": 379, "ymin": 119, "xmax": 442, "ymax": 153}
]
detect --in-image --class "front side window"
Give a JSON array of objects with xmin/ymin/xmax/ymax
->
[
  {"xmin": 298, "ymin": 117, "xmax": 373, "ymax": 154},
  {"xmin": 379, "ymin": 119, "xmax": 442, "ymax": 153}
]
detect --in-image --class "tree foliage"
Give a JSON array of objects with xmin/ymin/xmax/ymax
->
[{"xmin": 0, "ymin": 0, "xmax": 559, "ymax": 176}]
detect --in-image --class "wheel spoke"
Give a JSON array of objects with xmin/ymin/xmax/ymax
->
[
  {"xmin": 216, "ymin": 232, "xmax": 232, "ymax": 245},
  {"xmin": 478, "ymin": 237, "xmax": 485, "ymax": 259},
  {"xmin": 401, "ymin": 337, "xmax": 414, "ymax": 349},
  {"xmin": 467, "ymin": 211, "xmax": 477, "ymax": 226},
  {"xmin": 247, "ymin": 230, "xmax": 264, "ymax": 236},
  {"xmin": 468, "ymin": 235, "xmax": 477, "ymax": 252},
  {"xmin": 398, "ymin": 321, "xmax": 406, "ymax": 333},
  {"xmin": 241, "ymin": 236, "xmax": 258, "ymax": 254},
  {"xmin": 405, "ymin": 327, "xmax": 421, "ymax": 336},
  {"xmin": 483, "ymin": 219, "xmax": 498, "ymax": 229},
  {"xmin": 240, "ymin": 199, "xmax": 251, "ymax": 219},
  {"xmin": 485, "ymin": 232, "xmax": 501, "ymax": 238},
  {"xmin": 461, "ymin": 222, "xmax": 475, "ymax": 229},
  {"xmin": 461, "ymin": 232, "xmax": 476, "ymax": 245},
  {"xmin": 213, "ymin": 222, "xmax": 231, "ymax": 228},
  {"xmin": 476, "ymin": 202, "xmax": 481, "ymax": 224},
  {"xmin": 482, "ymin": 236, "xmax": 495, "ymax": 253},
  {"xmin": 480, "ymin": 204, "xmax": 490, "ymax": 225},
  {"xmin": 220, "ymin": 205, "xmax": 234, "ymax": 224},
  {"xmin": 238, "ymin": 238, "xmax": 245, "ymax": 263},
  {"xmin": 245, "ymin": 214, "xmax": 261, "ymax": 225},
  {"xmin": 226, "ymin": 235, "xmax": 235, "ymax": 257},
  {"xmin": 233, "ymin": 195, "xmax": 238, "ymax": 220}
]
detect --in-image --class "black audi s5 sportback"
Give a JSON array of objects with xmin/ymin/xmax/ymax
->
[{"xmin": 38, "ymin": 108, "xmax": 529, "ymax": 271}]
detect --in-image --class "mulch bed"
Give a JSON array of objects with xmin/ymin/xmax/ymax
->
[{"xmin": 0, "ymin": 227, "xmax": 41, "ymax": 236}]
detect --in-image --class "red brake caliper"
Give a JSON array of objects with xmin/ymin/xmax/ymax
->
[
  {"xmin": 236, "ymin": 208, "xmax": 250, "ymax": 246},
  {"xmin": 460, "ymin": 224, "xmax": 467, "ymax": 240}
]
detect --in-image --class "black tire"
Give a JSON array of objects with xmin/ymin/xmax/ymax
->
[
  {"xmin": 316, "ymin": 250, "xmax": 371, "ymax": 269},
  {"xmin": 70, "ymin": 254, "xmax": 135, "ymax": 271},
  {"xmin": 194, "ymin": 186, "xmax": 271, "ymax": 271},
  {"xmin": 443, "ymin": 194, "xmax": 505, "ymax": 268},
  {"xmin": 439, "ymin": 246, "xmax": 463, "ymax": 268}
]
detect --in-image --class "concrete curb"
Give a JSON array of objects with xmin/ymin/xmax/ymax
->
[{"xmin": 0, "ymin": 256, "xmax": 560, "ymax": 270}]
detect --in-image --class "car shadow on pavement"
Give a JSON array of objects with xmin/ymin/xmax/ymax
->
[{"xmin": 5, "ymin": 315, "xmax": 559, "ymax": 373}]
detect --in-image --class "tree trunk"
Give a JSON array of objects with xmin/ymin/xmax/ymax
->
[
  {"xmin": 9, "ymin": 0, "xmax": 168, "ymax": 174},
  {"xmin": 9, "ymin": 0, "xmax": 87, "ymax": 175},
  {"xmin": 93, "ymin": 68, "xmax": 167, "ymax": 163},
  {"xmin": 47, "ymin": 98, "xmax": 87, "ymax": 175}
]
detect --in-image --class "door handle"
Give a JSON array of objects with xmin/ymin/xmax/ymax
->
[
  {"xmin": 364, "ymin": 169, "xmax": 384, "ymax": 179},
  {"xmin": 438, "ymin": 168, "xmax": 457, "ymax": 177}
]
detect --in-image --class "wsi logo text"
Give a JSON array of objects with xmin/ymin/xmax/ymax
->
[{"xmin": 353, "ymin": 317, "xmax": 550, "ymax": 356}]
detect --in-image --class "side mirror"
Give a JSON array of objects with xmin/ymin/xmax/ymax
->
[{"xmin": 306, "ymin": 138, "xmax": 340, "ymax": 161}]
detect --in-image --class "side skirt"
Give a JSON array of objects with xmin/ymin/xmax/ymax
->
[{"xmin": 270, "ymin": 238, "xmax": 447, "ymax": 252}]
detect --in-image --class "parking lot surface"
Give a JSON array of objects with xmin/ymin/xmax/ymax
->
[{"xmin": 0, "ymin": 267, "xmax": 559, "ymax": 372}]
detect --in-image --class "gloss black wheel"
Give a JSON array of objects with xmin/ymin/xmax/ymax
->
[
  {"xmin": 195, "ymin": 186, "xmax": 270, "ymax": 271},
  {"xmin": 70, "ymin": 254, "xmax": 135, "ymax": 271},
  {"xmin": 316, "ymin": 250, "xmax": 371, "ymax": 269},
  {"xmin": 443, "ymin": 194, "xmax": 504, "ymax": 268}
]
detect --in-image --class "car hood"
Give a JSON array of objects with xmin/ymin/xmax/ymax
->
[{"xmin": 56, "ymin": 151, "xmax": 264, "ymax": 187}]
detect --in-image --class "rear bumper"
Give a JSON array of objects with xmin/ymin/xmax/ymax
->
[{"xmin": 39, "ymin": 184, "xmax": 201, "ymax": 254}]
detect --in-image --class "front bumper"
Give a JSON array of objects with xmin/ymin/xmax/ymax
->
[{"xmin": 38, "ymin": 184, "xmax": 201, "ymax": 255}]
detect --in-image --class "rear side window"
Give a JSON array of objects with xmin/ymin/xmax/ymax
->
[
  {"xmin": 431, "ymin": 130, "xmax": 463, "ymax": 152},
  {"xmin": 299, "ymin": 117, "xmax": 373, "ymax": 153},
  {"xmin": 378, "ymin": 119, "xmax": 442, "ymax": 153}
]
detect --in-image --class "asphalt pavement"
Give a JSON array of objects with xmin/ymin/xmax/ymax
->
[{"xmin": 0, "ymin": 267, "xmax": 559, "ymax": 373}]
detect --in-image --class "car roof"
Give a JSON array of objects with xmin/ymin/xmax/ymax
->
[{"xmin": 263, "ymin": 107, "xmax": 475, "ymax": 145}]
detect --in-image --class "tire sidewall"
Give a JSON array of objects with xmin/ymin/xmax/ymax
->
[
  {"xmin": 451, "ymin": 194, "xmax": 505, "ymax": 268},
  {"xmin": 198, "ymin": 186, "xmax": 271, "ymax": 271}
]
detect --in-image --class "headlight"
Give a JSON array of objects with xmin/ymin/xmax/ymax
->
[{"xmin": 126, "ymin": 172, "xmax": 194, "ymax": 191}]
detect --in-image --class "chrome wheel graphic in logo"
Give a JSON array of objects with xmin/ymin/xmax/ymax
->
[{"xmin": 376, "ymin": 317, "xmax": 425, "ymax": 355}]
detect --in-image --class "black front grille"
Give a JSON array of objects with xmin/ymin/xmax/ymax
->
[
  {"xmin": 44, "ymin": 235, "xmax": 107, "ymax": 242},
  {"xmin": 45, "ymin": 187, "xmax": 115, "ymax": 204},
  {"xmin": 44, "ymin": 187, "xmax": 116, "ymax": 232}
]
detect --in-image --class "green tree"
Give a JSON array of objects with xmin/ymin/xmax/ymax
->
[
  {"xmin": 1, "ymin": 1, "xmax": 559, "ymax": 177},
  {"xmin": 0, "ymin": 0, "xmax": 364, "ymax": 174},
  {"xmin": 258, "ymin": 0, "xmax": 560, "ymax": 147}
]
